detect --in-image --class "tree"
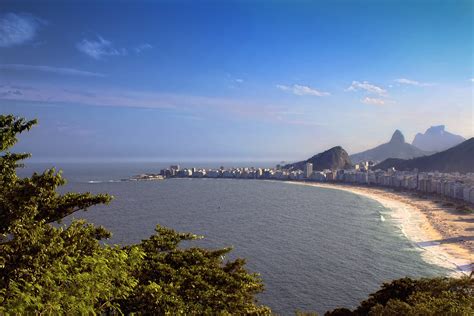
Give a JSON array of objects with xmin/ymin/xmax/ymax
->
[
  {"xmin": 0, "ymin": 115, "xmax": 271, "ymax": 314},
  {"xmin": 324, "ymin": 276, "xmax": 474, "ymax": 316}
]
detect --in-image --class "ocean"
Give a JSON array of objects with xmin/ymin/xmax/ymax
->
[{"xmin": 18, "ymin": 162, "xmax": 449, "ymax": 315}]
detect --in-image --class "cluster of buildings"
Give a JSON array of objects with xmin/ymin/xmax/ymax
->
[
  {"xmin": 160, "ymin": 165, "xmax": 307, "ymax": 180},
  {"xmin": 328, "ymin": 168, "xmax": 474, "ymax": 205},
  {"xmin": 159, "ymin": 163, "xmax": 474, "ymax": 205}
]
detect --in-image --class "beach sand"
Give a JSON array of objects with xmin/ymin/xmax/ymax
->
[{"xmin": 288, "ymin": 181, "xmax": 474, "ymax": 276}]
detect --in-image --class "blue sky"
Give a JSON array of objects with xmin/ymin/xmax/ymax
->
[{"xmin": 0, "ymin": 0, "xmax": 473, "ymax": 162}]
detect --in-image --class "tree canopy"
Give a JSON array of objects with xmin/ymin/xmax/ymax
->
[
  {"xmin": 325, "ymin": 276, "xmax": 473, "ymax": 316},
  {"xmin": 0, "ymin": 115, "xmax": 271, "ymax": 314}
]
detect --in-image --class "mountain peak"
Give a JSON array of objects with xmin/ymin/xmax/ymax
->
[
  {"xmin": 375, "ymin": 138, "xmax": 474, "ymax": 173},
  {"xmin": 426, "ymin": 125, "xmax": 445, "ymax": 135},
  {"xmin": 412, "ymin": 125, "xmax": 465, "ymax": 152},
  {"xmin": 284, "ymin": 146, "xmax": 352, "ymax": 171},
  {"xmin": 329, "ymin": 146, "xmax": 344, "ymax": 151},
  {"xmin": 389, "ymin": 130, "xmax": 405, "ymax": 144},
  {"xmin": 350, "ymin": 129, "xmax": 427, "ymax": 163}
]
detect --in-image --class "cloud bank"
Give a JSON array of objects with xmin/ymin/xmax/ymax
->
[
  {"xmin": 346, "ymin": 81, "xmax": 386, "ymax": 95},
  {"xmin": 0, "ymin": 83, "xmax": 323, "ymax": 128},
  {"xmin": 76, "ymin": 36, "xmax": 127, "ymax": 59},
  {"xmin": 134, "ymin": 43, "xmax": 152, "ymax": 54},
  {"xmin": 361, "ymin": 97, "xmax": 385, "ymax": 105},
  {"xmin": 394, "ymin": 78, "xmax": 433, "ymax": 87},
  {"xmin": 276, "ymin": 84, "xmax": 330, "ymax": 96},
  {"xmin": 0, "ymin": 64, "xmax": 105, "ymax": 77},
  {"xmin": 0, "ymin": 13, "xmax": 44, "ymax": 47}
]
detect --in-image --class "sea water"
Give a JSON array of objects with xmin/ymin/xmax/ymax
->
[{"xmin": 18, "ymin": 162, "xmax": 449, "ymax": 314}]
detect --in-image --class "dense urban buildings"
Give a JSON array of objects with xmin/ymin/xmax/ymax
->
[{"xmin": 158, "ymin": 164, "xmax": 474, "ymax": 205}]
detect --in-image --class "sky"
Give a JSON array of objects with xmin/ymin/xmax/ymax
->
[{"xmin": 0, "ymin": 0, "xmax": 473, "ymax": 163}]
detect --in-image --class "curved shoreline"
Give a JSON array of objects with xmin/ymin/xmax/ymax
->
[{"xmin": 285, "ymin": 181, "xmax": 473, "ymax": 277}]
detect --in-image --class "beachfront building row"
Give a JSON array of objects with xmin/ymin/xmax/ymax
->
[
  {"xmin": 159, "ymin": 165, "xmax": 474, "ymax": 205},
  {"xmin": 311, "ymin": 169, "xmax": 474, "ymax": 205}
]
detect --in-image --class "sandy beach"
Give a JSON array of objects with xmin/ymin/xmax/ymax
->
[{"xmin": 288, "ymin": 181, "xmax": 474, "ymax": 276}]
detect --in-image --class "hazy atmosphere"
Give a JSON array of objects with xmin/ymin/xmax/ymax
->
[{"xmin": 1, "ymin": 0, "xmax": 472, "ymax": 162}]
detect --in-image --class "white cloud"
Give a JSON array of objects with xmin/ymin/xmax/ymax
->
[
  {"xmin": 276, "ymin": 84, "xmax": 330, "ymax": 96},
  {"xmin": 346, "ymin": 81, "xmax": 387, "ymax": 95},
  {"xmin": 0, "ymin": 64, "xmax": 105, "ymax": 77},
  {"xmin": 394, "ymin": 78, "xmax": 433, "ymax": 87},
  {"xmin": 0, "ymin": 83, "xmax": 311, "ymax": 127},
  {"xmin": 0, "ymin": 83, "xmax": 172, "ymax": 109},
  {"xmin": 76, "ymin": 36, "xmax": 127, "ymax": 60},
  {"xmin": 235, "ymin": 78, "xmax": 244, "ymax": 83},
  {"xmin": 134, "ymin": 43, "xmax": 152, "ymax": 54},
  {"xmin": 0, "ymin": 13, "xmax": 44, "ymax": 47},
  {"xmin": 470, "ymin": 78, "xmax": 474, "ymax": 83},
  {"xmin": 0, "ymin": 83, "xmax": 269, "ymax": 113},
  {"xmin": 361, "ymin": 97, "xmax": 385, "ymax": 105}
]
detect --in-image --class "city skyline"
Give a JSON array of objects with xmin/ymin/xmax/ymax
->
[{"xmin": 1, "ymin": 1, "xmax": 473, "ymax": 162}]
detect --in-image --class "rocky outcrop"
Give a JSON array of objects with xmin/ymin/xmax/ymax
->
[
  {"xmin": 412, "ymin": 125, "xmax": 465, "ymax": 152},
  {"xmin": 350, "ymin": 130, "xmax": 429, "ymax": 163}
]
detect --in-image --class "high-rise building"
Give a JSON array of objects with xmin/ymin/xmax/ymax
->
[
  {"xmin": 305, "ymin": 162, "xmax": 313, "ymax": 178},
  {"xmin": 170, "ymin": 165, "xmax": 180, "ymax": 171}
]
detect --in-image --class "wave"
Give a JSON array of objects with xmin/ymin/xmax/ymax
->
[
  {"xmin": 87, "ymin": 179, "xmax": 124, "ymax": 184},
  {"xmin": 283, "ymin": 181, "xmax": 471, "ymax": 276}
]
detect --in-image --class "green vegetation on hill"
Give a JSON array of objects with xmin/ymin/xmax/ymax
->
[
  {"xmin": 285, "ymin": 146, "xmax": 352, "ymax": 171},
  {"xmin": 0, "ymin": 115, "xmax": 270, "ymax": 314},
  {"xmin": 325, "ymin": 276, "xmax": 473, "ymax": 315}
]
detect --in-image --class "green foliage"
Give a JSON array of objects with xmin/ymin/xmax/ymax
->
[
  {"xmin": 0, "ymin": 115, "xmax": 270, "ymax": 314},
  {"xmin": 0, "ymin": 115, "xmax": 37, "ymax": 151},
  {"xmin": 324, "ymin": 276, "xmax": 474, "ymax": 316},
  {"xmin": 123, "ymin": 225, "xmax": 269, "ymax": 314},
  {"xmin": 0, "ymin": 115, "xmax": 36, "ymax": 184}
]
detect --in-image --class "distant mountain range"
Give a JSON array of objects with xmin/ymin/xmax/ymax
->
[
  {"xmin": 350, "ymin": 130, "xmax": 429, "ymax": 163},
  {"xmin": 412, "ymin": 125, "xmax": 465, "ymax": 152},
  {"xmin": 374, "ymin": 137, "xmax": 474, "ymax": 173},
  {"xmin": 285, "ymin": 146, "xmax": 352, "ymax": 171},
  {"xmin": 284, "ymin": 126, "xmax": 469, "ymax": 173}
]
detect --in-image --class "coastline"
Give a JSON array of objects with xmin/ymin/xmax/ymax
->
[{"xmin": 286, "ymin": 181, "xmax": 474, "ymax": 277}]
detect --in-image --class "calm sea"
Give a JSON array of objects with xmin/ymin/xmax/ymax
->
[{"xmin": 18, "ymin": 162, "xmax": 449, "ymax": 315}]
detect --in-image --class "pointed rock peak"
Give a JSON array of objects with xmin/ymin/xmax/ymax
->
[
  {"xmin": 389, "ymin": 129, "xmax": 405, "ymax": 144},
  {"xmin": 426, "ymin": 125, "xmax": 445, "ymax": 134}
]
